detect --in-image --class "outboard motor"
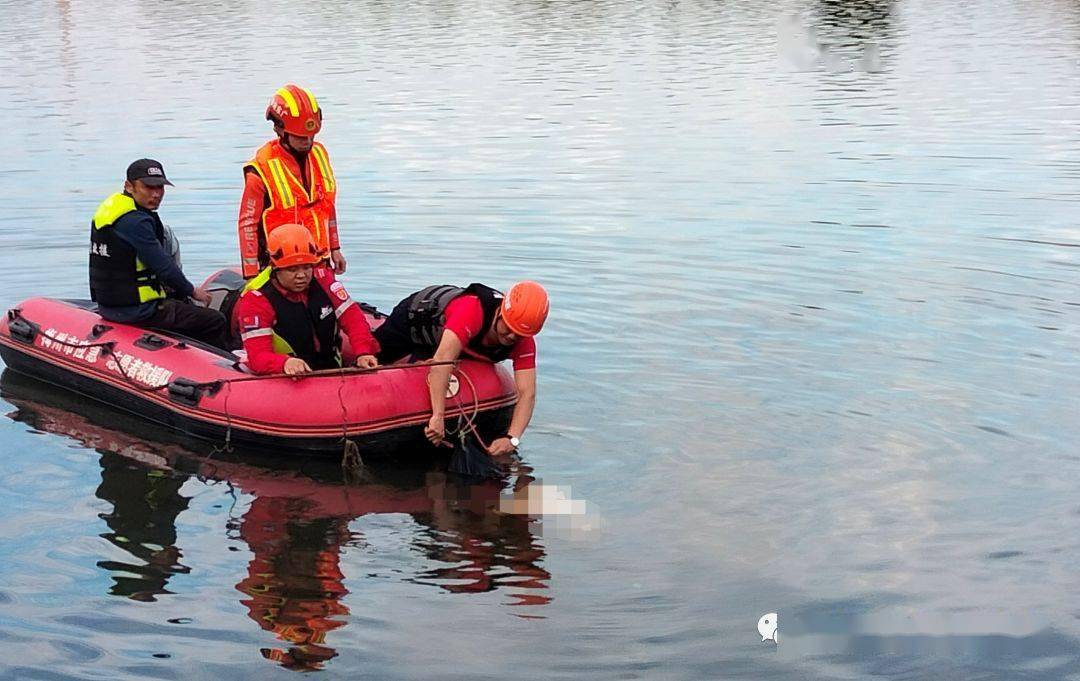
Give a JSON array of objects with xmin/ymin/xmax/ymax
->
[
  {"xmin": 160, "ymin": 223, "xmax": 191, "ymax": 302},
  {"xmin": 201, "ymin": 269, "xmax": 247, "ymax": 349},
  {"xmin": 162, "ymin": 223, "xmax": 182, "ymax": 271}
]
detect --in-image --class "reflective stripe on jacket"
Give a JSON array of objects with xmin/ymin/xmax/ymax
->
[{"xmin": 244, "ymin": 140, "xmax": 337, "ymax": 257}]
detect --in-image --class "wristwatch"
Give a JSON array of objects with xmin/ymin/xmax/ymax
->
[{"xmin": 503, "ymin": 434, "xmax": 520, "ymax": 448}]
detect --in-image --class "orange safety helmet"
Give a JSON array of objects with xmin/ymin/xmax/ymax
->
[
  {"xmin": 266, "ymin": 84, "xmax": 323, "ymax": 137},
  {"xmin": 500, "ymin": 281, "xmax": 549, "ymax": 337},
  {"xmin": 267, "ymin": 224, "xmax": 322, "ymax": 269}
]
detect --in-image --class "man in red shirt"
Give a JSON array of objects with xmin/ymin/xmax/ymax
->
[
  {"xmin": 373, "ymin": 282, "xmax": 549, "ymax": 456},
  {"xmin": 237, "ymin": 84, "xmax": 345, "ymax": 279},
  {"xmin": 235, "ymin": 224, "xmax": 378, "ymax": 376}
]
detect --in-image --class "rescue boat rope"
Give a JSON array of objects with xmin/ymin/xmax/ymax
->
[
  {"xmin": 336, "ymin": 364, "xmax": 365, "ymax": 480},
  {"xmin": 15, "ymin": 313, "xmax": 462, "ymax": 393},
  {"xmin": 12, "ymin": 310, "xmax": 493, "ymax": 451},
  {"xmin": 8, "ymin": 314, "xmax": 171, "ymax": 393},
  {"xmin": 31, "ymin": 328, "xmax": 167, "ymax": 394},
  {"xmin": 12, "ymin": 310, "xmax": 465, "ymax": 392},
  {"xmin": 446, "ymin": 366, "xmax": 488, "ymax": 450},
  {"xmin": 209, "ymin": 381, "xmax": 234, "ymax": 457},
  {"xmin": 186, "ymin": 359, "xmax": 464, "ymax": 390}
]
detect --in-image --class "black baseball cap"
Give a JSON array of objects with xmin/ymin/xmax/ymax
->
[{"xmin": 126, "ymin": 158, "xmax": 174, "ymax": 187}]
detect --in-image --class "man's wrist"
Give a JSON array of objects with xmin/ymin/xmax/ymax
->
[{"xmin": 500, "ymin": 433, "xmax": 521, "ymax": 447}]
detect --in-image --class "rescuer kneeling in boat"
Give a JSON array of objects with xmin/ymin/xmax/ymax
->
[
  {"xmin": 374, "ymin": 282, "xmax": 549, "ymax": 456},
  {"xmin": 234, "ymin": 224, "xmax": 379, "ymax": 376},
  {"xmin": 89, "ymin": 159, "xmax": 229, "ymax": 349},
  {"xmin": 238, "ymin": 84, "xmax": 346, "ymax": 279}
]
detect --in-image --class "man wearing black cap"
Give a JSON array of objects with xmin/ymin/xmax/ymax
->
[{"xmin": 89, "ymin": 159, "xmax": 228, "ymax": 349}]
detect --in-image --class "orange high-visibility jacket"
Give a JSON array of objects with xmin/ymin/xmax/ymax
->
[{"xmin": 240, "ymin": 139, "xmax": 338, "ymax": 277}]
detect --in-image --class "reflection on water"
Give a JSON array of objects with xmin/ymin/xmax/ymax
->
[
  {"xmin": 236, "ymin": 501, "xmax": 352, "ymax": 670},
  {"xmin": 414, "ymin": 479, "xmax": 551, "ymax": 605},
  {"xmin": 814, "ymin": 0, "xmax": 893, "ymax": 36},
  {"xmin": 96, "ymin": 453, "xmax": 191, "ymax": 602},
  {"xmin": 2, "ymin": 0, "xmax": 1080, "ymax": 678},
  {"xmin": 1, "ymin": 370, "xmax": 549, "ymax": 672}
]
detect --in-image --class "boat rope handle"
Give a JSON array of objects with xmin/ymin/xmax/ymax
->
[
  {"xmin": 209, "ymin": 381, "xmax": 234, "ymax": 458},
  {"xmin": 9, "ymin": 310, "xmax": 461, "ymax": 391},
  {"xmin": 11, "ymin": 310, "xmax": 119, "ymax": 352},
  {"xmin": 188, "ymin": 358, "xmax": 462, "ymax": 389},
  {"xmin": 8, "ymin": 311, "xmax": 172, "ymax": 392},
  {"xmin": 445, "ymin": 366, "xmax": 486, "ymax": 450},
  {"xmin": 336, "ymin": 365, "xmax": 363, "ymax": 479},
  {"xmin": 12, "ymin": 309, "xmax": 493, "ymax": 454}
]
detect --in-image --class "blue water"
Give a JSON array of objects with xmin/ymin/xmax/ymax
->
[{"xmin": 2, "ymin": 0, "xmax": 1080, "ymax": 678}]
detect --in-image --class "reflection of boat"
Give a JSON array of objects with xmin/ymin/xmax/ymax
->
[
  {"xmin": 0, "ymin": 270, "xmax": 514, "ymax": 454},
  {"xmin": 1, "ymin": 370, "xmax": 551, "ymax": 671}
]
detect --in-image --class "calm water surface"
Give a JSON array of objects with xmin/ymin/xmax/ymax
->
[{"xmin": 1, "ymin": 0, "xmax": 1079, "ymax": 679}]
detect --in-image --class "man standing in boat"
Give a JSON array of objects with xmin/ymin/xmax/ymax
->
[
  {"xmin": 89, "ymin": 159, "xmax": 229, "ymax": 349},
  {"xmin": 374, "ymin": 282, "xmax": 549, "ymax": 456},
  {"xmin": 234, "ymin": 224, "xmax": 378, "ymax": 376},
  {"xmin": 237, "ymin": 84, "xmax": 345, "ymax": 280}
]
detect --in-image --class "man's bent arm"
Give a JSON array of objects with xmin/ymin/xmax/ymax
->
[
  {"xmin": 114, "ymin": 215, "xmax": 194, "ymax": 298},
  {"xmin": 507, "ymin": 368, "xmax": 536, "ymax": 439},
  {"xmin": 428, "ymin": 330, "xmax": 464, "ymax": 421}
]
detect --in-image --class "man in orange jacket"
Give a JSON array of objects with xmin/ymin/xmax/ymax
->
[{"xmin": 238, "ymin": 84, "xmax": 346, "ymax": 279}]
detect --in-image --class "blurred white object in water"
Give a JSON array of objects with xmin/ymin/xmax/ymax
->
[{"xmin": 500, "ymin": 483, "xmax": 586, "ymax": 516}]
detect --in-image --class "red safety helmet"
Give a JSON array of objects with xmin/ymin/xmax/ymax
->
[
  {"xmin": 501, "ymin": 281, "xmax": 549, "ymax": 337},
  {"xmin": 267, "ymin": 224, "xmax": 321, "ymax": 269},
  {"xmin": 266, "ymin": 84, "xmax": 323, "ymax": 137}
]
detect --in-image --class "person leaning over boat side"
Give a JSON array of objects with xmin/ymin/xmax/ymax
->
[
  {"xmin": 237, "ymin": 84, "xmax": 345, "ymax": 279},
  {"xmin": 373, "ymin": 281, "xmax": 549, "ymax": 456},
  {"xmin": 89, "ymin": 159, "xmax": 229, "ymax": 349},
  {"xmin": 234, "ymin": 224, "xmax": 378, "ymax": 376}
]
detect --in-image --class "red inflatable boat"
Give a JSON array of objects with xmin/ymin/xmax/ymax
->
[{"xmin": 0, "ymin": 270, "xmax": 516, "ymax": 455}]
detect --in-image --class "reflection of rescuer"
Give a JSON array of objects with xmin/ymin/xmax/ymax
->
[
  {"xmin": 237, "ymin": 84, "xmax": 345, "ymax": 279},
  {"xmin": 234, "ymin": 224, "xmax": 379, "ymax": 376},
  {"xmin": 235, "ymin": 495, "xmax": 351, "ymax": 671},
  {"xmin": 373, "ymin": 282, "xmax": 549, "ymax": 456},
  {"xmin": 89, "ymin": 158, "xmax": 228, "ymax": 349}
]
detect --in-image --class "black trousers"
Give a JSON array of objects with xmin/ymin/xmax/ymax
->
[
  {"xmin": 373, "ymin": 300, "xmax": 433, "ymax": 365},
  {"xmin": 141, "ymin": 299, "xmax": 229, "ymax": 350}
]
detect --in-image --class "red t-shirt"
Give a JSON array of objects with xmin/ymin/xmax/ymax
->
[
  {"xmin": 443, "ymin": 295, "xmax": 536, "ymax": 371},
  {"xmin": 236, "ymin": 266, "xmax": 378, "ymax": 374}
]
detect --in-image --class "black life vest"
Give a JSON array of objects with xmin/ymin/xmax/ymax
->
[
  {"xmin": 258, "ymin": 277, "xmax": 341, "ymax": 370},
  {"xmin": 88, "ymin": 193, "xmax": 167, "ymax": 307},
  {"xmin": 405, "ymin": 283, "xmax": 513, "ymax": 363}
]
